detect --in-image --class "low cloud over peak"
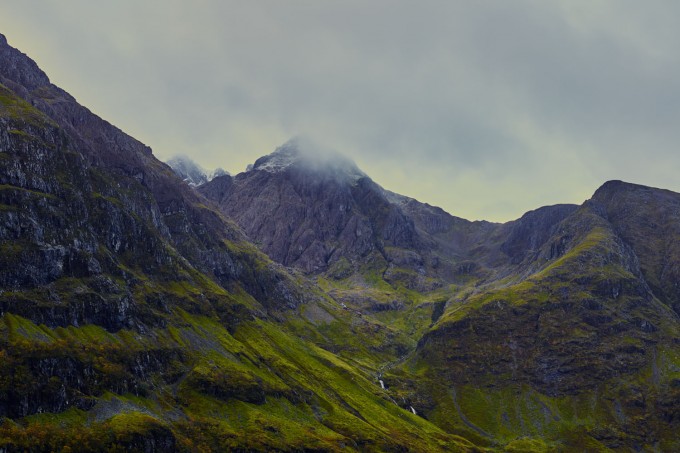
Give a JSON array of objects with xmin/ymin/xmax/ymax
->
[{"xmin": 3, "ymin": 1, "xmax": 680, "ymax": 220}]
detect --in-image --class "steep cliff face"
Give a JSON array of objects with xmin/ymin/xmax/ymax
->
[
  {"xmin": 0, "ymin": 34, "xmax": 309, "ymax": 318},
  {"xmin": 498, "ymin": 204, "xmax": 579, "ymax": 265},
  {"xmin": 590, "ymin": 180, "xmax": 680, "ymax": 316},
  {"xmin": 0, "ymin": 32, "xmax": 315, "ymax": 425}
]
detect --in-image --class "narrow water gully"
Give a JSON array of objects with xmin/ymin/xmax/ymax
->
[{"xmin": 375, "ymin": 349, "xmax": 419, "ymax": 415}]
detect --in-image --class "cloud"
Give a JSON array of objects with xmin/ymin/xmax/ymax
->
[{"xmin": 2, "ymin": 0, "xmax": 680, "ymax": 221}]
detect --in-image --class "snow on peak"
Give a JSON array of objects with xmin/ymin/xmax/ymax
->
[
  {"xmin": 252, "ymin": 144, "xmax": 299, "ymax": 173},
  {"xmin": 250, "ymin": 137, "xmax": 366, "ymax": 181},
  {"xmin": 166, "ymin": 155, "xmax": 230, "ymax": 187},
  {"xmin": 208, "ymin": 167, "xmax": 229, "ymax": 180}
]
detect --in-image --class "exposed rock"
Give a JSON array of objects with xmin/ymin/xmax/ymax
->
[
  {"xmin": 165, "ymin": 154, "xmax": 228, "ymax": 187},
  {"xmin": 200, "ymin": 139, "xmax": 425, "ymax": 275},
  {"xmin": 0, "ymin": 33, "xmax": 309, "ymax": 320}
]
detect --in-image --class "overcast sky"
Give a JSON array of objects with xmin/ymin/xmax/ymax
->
[{"xmin": 2, "ymin": 1, "xmax": 679, "ymax": 221}]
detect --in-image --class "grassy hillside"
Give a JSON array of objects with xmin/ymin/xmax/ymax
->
[{"xmin": 390, "ymin": 205, "xmax": 680, "ymax": 450}]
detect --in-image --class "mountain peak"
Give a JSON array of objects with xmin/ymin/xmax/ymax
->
[
  {"xmin": 0, "ymin": 33, "xmax": 50, "ymax": 90},
  {"xmin": 592, "ymin": 179, "xmax": 670, "ymax": 202},
  {"xmin": 596, "ymin": 179, "xmax": 633, "ymax": 193},
  {"xmin": 165, "ymin": 154, "xmax": 229, "ymax": 187},
  {"xmin": 250, "ymin": 137, "xmax": 365, "ymax": 180}
]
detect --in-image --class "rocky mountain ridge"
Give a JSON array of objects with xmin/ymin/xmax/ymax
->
[
  {"xmin": 165, "ymin": 154, "xmax": 227, "ymax": 187},
  {"xmin": 199, "ymin": 140, "xmax": 585, "ymax": 290}
]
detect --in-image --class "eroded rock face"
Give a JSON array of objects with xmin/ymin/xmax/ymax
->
[
  {"xmin": 499, "ymin": 204, "xmax": 579, "ymax": 264},
  {"xmin": 0, "ymin": 34, "xmax": 49, "ymax": 90},
  {"xmin": 0, "ymin": 33, "xmax": 310, "ymax": 322},
  {"xmin": 200, "ymin": 140, "xmax": 425, "ymax": 274},
  {"xmin": 591, "ymin": 180, "xmax": 680, "ymax": 316}
]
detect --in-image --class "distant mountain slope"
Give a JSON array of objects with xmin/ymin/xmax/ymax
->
[
  {"xmin": 165, "ymin": 154, "xmax": 227, "ymax": 187},
  {"xmin": 202, "ymin": 140, "xmax": 680, "ymax": 449}
]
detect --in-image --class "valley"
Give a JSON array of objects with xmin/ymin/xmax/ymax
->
[{"xmin": 0, "ymin": 33, "xmax": 678, "ymax": 452}]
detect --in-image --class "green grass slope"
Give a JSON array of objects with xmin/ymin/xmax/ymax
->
[
  {"xmin": 394, "ymin": 203, "xmax": 680, "ymax": 450},
  {"xmin": 0, "ymin": 310, "xmax": 486, "ymax": 452}
]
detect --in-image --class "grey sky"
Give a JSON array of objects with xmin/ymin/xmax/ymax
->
[{"xmin": 2, "ymin": 1, "xmax": 679, "ymax": 221}]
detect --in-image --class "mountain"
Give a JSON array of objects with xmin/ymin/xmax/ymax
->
[
  {"xmin": 403, "ymin": 186, "xmax": 680, "ymax": 449},
  {"xmin": 165, "ymin": 154, "xmax": 227, "ymax": 187},
  {"xmin": 201, "ymin": 139, "xmax": 417, "ymax": 274},
  {"xmin": 0, "ymin": 34, "xmax": 481, "ymax": 452},
  {"xmin": 200, "ymin": 140, "xmax": 588, "ymax": 288},
  {"xmin": 1, "ymin": 32, "xmax": 679, "ymax": 452},
  {"xmin": 202, "ymin": 139, "xmax": 680, "ymax": 450},
  {"xmin": 199, "ymin": 140, "xmax": 582, "ymax": 307}
]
